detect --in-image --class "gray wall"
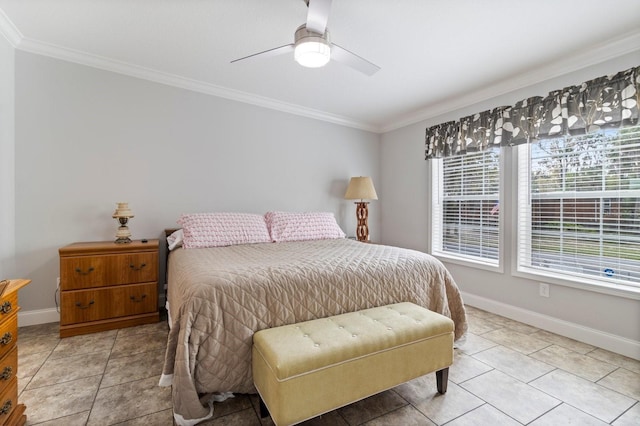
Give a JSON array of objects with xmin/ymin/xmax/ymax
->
[
  {"xmin": 379, "ymin": 52, "xmax": 640, "ymax": 353},
  {"xmin": 12, "ymin": 51, "xmax": 380, "ymax": 313},
  {"xmin": 4, "ymin": 36, "xmax": 639, "ymax": 357},
  {"xmin": 0, "ymin": 35, "xmax": 15, "ymax": 279}
]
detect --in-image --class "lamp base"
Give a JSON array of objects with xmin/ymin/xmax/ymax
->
[
  {"xmin": 355, "ymin": 202, "xmax": 370, "ymax": 242},
  {"xmin": 115, "ymin": 224, "xmax": 132, "ymax": 244}
]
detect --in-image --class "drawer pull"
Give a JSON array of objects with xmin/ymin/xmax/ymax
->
[
  {"xmin": 0, "ymin": 366, "xmax": 12, "ymax": 381},
  {"xmin": 0, "ymin": 399, "xmax": 11, "ymax": 415},
  {"xmin": 129, "ymin": 263, "xmax": 147, "ymax": 271},
  {"xmin": 0, "ymin": 333, "xmax": 11, "ymax": 346},
  {"xmin": 0, "ymin": 301, "xmax": 11, "ymax": 314},
  {"xmin": 75, "ymin": 300, "xmax": 95, "ymax": 309},
  {"xmin": 74, "ymin": 267, "xmax": 95, "ymax": 275},
  {"xmin": 130, "ymin": 294, "xmax": 147, "ymax": 303}
]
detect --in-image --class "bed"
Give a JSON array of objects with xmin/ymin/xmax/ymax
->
[{"xmin": 160, "ymin": 234, "xmax": 467, "ymax": 424}]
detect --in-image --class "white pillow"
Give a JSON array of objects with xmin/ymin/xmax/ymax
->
[{"xmin": 167, "ymin": 229, "xmax": 183, "ymax": 251}]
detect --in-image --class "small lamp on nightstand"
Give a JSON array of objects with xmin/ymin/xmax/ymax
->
[
  {"xmin": 344, "ymin": 176, "xmax": 378, "ymax": 242},
  {"xmin": 112, "ymin": 202, "xmax": 134, "ymax": 244}
]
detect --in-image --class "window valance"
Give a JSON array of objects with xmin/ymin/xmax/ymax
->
[{"xmin": 425, "ymin": 65, "xmax": 639, "ymax": 159}]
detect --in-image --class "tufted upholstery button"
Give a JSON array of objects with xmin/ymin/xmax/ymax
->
[
  {"xmin": 387, "ymin": 327, "xmax": 392, "ymax": 331},
  {"xmin": 314, "ymin": 344, "xmax": 319, "ymax": 347},
  {"xmin": 352, "ymin": 334, "xmax": 357, "ymax": 337},
  {"xmin": 303, "ymin": 334, "xmax": 309, "ymax": 338}
]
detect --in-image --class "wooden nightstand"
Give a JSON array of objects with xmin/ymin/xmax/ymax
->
[
  {"xmin": 0, "ymin": 279, "xmax": 30, "ymax": 426},
  {"xmin": 58, "ymin": 240, "xmax": 159, "ymax": 338}
]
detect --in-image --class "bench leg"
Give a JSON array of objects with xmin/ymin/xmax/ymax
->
[
  {"xmin": 258, "ymin": 396, "xmax": 269, "ymax": 418},
  {"xmin": 436, "ymin": 368, "xmax": 449, "ymax": 394}
]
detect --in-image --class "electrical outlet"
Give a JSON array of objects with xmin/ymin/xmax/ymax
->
[{"xmin": 539, "ymin": 283, "xmax": 550, "ymax": 298}]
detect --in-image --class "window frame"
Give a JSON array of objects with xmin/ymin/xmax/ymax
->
[
  {"xmin": 430, "ymin": 146, "xmax": 504, "ymax": 272},
  {"xmin": 513, "ymin": 131, "xmax": 640, "ymax": 299}
]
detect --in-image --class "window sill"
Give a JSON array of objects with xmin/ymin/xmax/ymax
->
[
  {"xmin": 513, "ymin": 266, "xmax": 640, "ymax": 301},
  {"xmin": 432, "ymin": 251, "xmax": 503, "ymax": 274}
]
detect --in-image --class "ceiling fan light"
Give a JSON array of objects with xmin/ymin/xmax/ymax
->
[{"xmin": 294, "ymin": 40, "xmax": 331, "ymax": 68}]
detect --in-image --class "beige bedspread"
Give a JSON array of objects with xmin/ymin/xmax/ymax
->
[{"xmin": 162, "ymin": 239, "xmax": 467, "ymax": 423}]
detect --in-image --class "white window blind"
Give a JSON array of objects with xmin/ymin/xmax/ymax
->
[
  {"xmin": 432, "ymin": 148, "xmax": 500, "ymax": 265},
  {"xmin": 517, "ymin": 127, "xmax": 640, "ymax": 288}
]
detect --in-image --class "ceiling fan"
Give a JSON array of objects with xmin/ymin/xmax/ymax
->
[{"xmin": 231, "ymin": 0, "xmax": 380, "ymax": 76}]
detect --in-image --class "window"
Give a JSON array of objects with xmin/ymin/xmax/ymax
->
[
  {"xmin": 517, "ymin": 127, "xmax": 640, "ymax": 289},
  {"xmin": 432, "ymin": 147, "xmax": 501, "ymax": 266}
]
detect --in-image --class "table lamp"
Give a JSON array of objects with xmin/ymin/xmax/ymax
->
[
  {"xmin": 112, "ymin": 202, "xmax": 134, "ymax": 244},
  {"xmin": 344, "ymin": 176, "xmax": 378, "ymax": 242}
]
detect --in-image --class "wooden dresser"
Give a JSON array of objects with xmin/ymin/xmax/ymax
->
[
  {"xmin": 0, "ymin": 279, "xmax": 29, "ymax": 426},
  {"xmin": 59, "ymin": 240, "xmax": 159, "ymax": 338}
]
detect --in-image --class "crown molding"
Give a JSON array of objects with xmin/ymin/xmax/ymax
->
[
  {"xmin": 3, "ymin": 9, "xmax": 379, "ymax": 133},
  {"xmin": 0, "ymin": 7, "xmax": 379, "ymax": 131},
  {"xmin": 4, "ymin": 5, "xmax": 637, "ymax": 136},
  {"xmin": 380, "ymin": 29, "xmax": 640, "ymax": 133},
  {"xmin": 14, "ymin": 36, "xmax": 380, "ymax": 133},
  {"xmin": 0, "ymin": 8, "xmax": 23, "ymax": 47}
]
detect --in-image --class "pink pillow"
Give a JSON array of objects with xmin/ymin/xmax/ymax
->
[
  {"xmin": 265, "ymin": 211, "xmax": 345, "ymax": 242},
  {"xmin": 177, "ymin": 213, "xmax": 271, "ymax": 249}
]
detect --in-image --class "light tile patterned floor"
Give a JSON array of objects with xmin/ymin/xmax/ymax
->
[{"xmin": 17, "ymin": 306, "xmax": 640, "ymax": 425}]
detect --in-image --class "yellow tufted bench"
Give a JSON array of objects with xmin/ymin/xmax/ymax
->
[{"xmin": 252, "ymin": 302, "xmax": 455, "ymax": 426}]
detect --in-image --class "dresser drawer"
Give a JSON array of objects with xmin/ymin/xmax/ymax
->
[
  {"xmin": 0, "ymin": 291, "xmax": 17, "ymax": 327},
  {"xmin": 0, "ymin": 348, "xmax": 16, "ymax": 396},
  {"xmin": 60, "ymin": 283, "xmax": 157, "ymax": 325},
  {"xmin": 60, "ymin": 252, "xmax": 158, "ymax": 290},
  {"xmin": 0, "ymin": 376, "xmax": 17, "ymax": 424},
  {"xmin": 0, "ymin": 316, "xmax": 16, "ymax": 362}
]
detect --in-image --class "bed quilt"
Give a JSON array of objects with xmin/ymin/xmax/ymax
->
[{"xmin": 161, "ymin": 239, "xmax": 467, "ymax": 423}]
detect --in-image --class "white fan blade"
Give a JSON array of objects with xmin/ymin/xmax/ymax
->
[
  {"xmin": 331, "ymin": 44, "xmax": 380, "ymax": 76},
  {"xmin": 306, "ymin": 0, "xmax": 333, "ymax": 34},
  {"xmin": 231, "ymin": 44, "xmax": 294, "ymax": 63}
]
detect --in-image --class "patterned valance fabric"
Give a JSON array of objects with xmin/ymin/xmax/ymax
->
[
  {"xmin": 425, "ymin": 65, "xmax": 640, "ymax": 159},
  {"xmin": 424, "ymin": 107, "xmax": 509, "ymax": 158}
]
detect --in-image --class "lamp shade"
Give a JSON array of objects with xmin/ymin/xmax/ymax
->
[
  {"xmin": 112, "ymin": 202, "xmax": 134, "ymax": 218},
  {"xmin": 344, "ymin": 177, "xmax": 378, "ymax": 201}
]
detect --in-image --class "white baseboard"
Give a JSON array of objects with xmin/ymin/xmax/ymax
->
[
  {"xmin": 461, "ymin": 292, "xmax": 640, "ymax": 361},
  {"xmin": 17, "ymin": 308, "xmax": 60, "ymax": 327},
  {"xmin": 18, "ymin": 293, "xmax": 639, "ymax": 361},
  {"xmin": 17, "ymin": 300, "xmax": 167, "ymax": 328}
]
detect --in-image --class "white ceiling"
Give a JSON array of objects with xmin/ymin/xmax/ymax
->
[{"xmin": 1, "ymin": 0, "xmax": 639, "ymax": 133}]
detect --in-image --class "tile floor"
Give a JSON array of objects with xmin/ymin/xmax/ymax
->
[{"xmin": 17, "ymin": 305, "xmax": 640, "ymax": 425}]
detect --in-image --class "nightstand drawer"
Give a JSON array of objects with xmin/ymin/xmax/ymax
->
[
  {"xmin": 60, "ymin": 252, "xmax": 158, "ymax": 290},
  {"xmin": 0, "ymin": 348, "xmax": 17, "ymax": 396},
  {"xmin": 60, "ymin": 282, "xmax": 157, "ymax": 325},
  {"xmin": 0, "ymin": 316, "xmax": 16, "ymax": 362}
]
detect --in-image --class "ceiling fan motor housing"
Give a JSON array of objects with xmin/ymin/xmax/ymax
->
[{"xmin": 294, "ymin": 24, "xmax": 330, "ymax": 44}]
